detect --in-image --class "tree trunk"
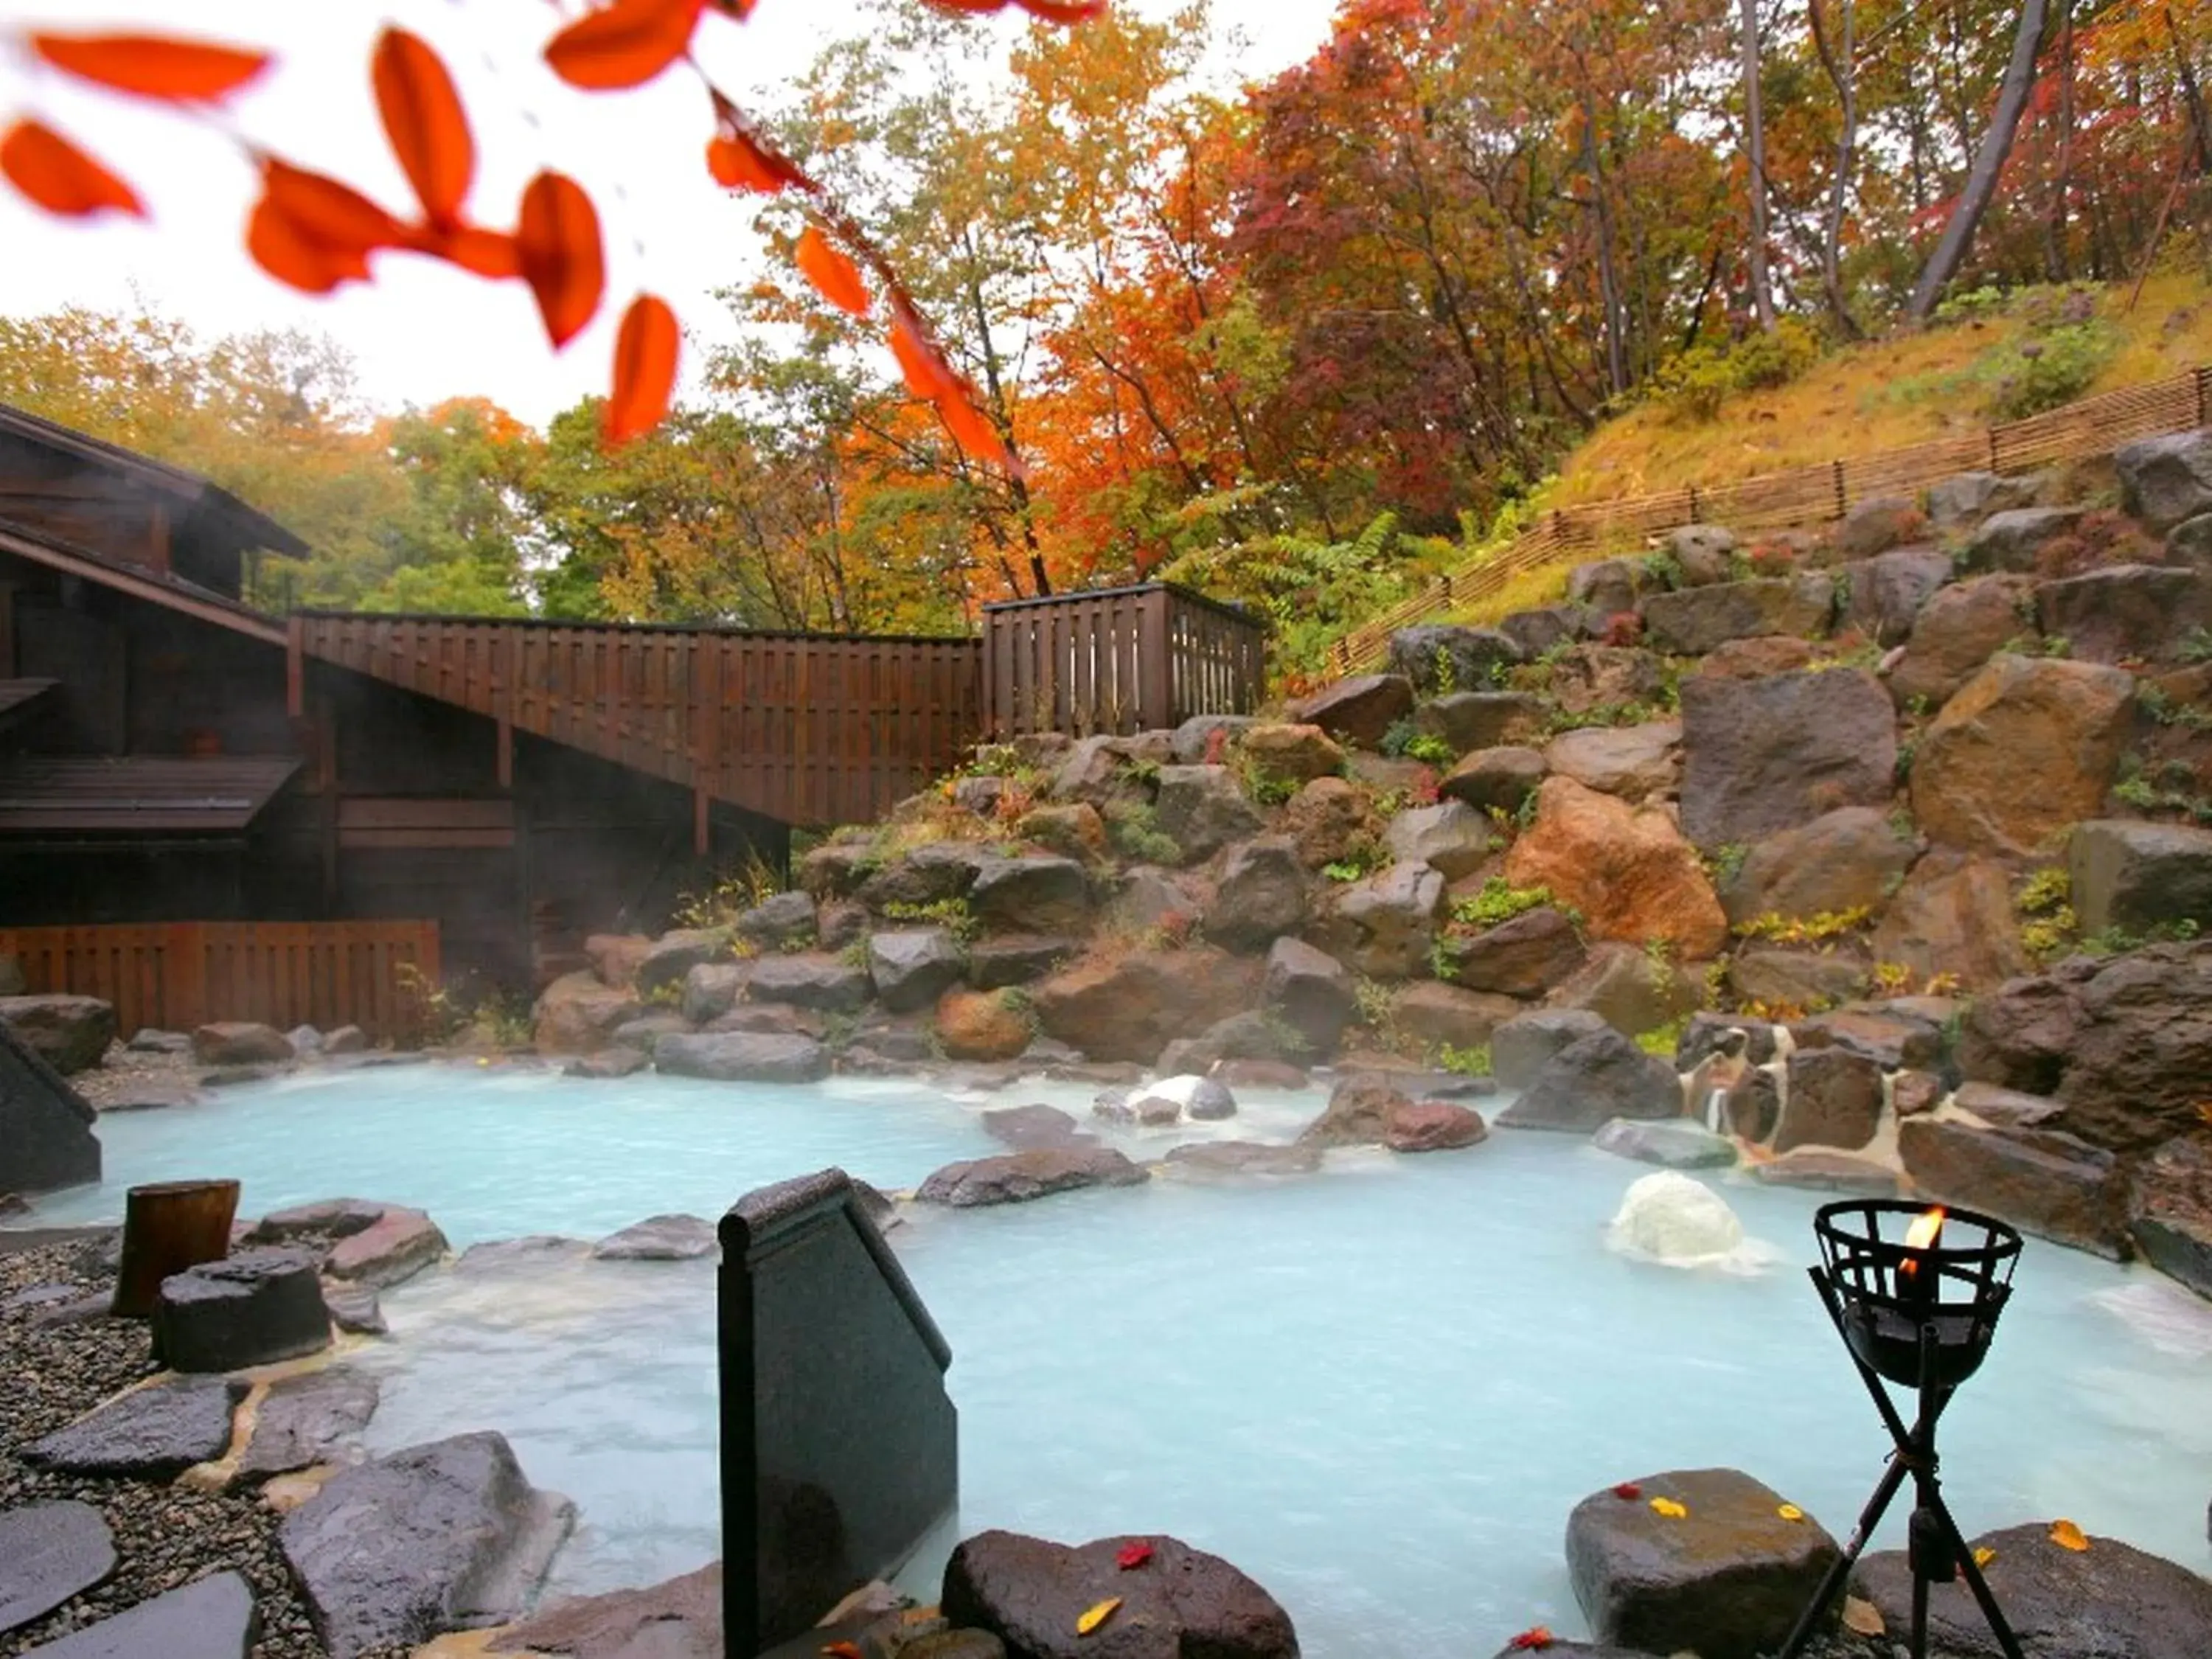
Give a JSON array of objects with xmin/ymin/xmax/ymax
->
[
  {"xmin": 1739, "ymin": 0, "xmax": 1776, "ymax": 330},
  {"xmin": 1580, "ymin": 100, "xmax": 1629, "ymax": 397},
  {"xmin": 1808, "ymin": 0, "xmax": 1864, "ymax": 337},
  {"xmin": 2045, "ymin": 0, "xmax": 2076, "ymax": 279},
  {"xmin": 112, "ymin": 1178, "xmax": 240, "ymax": 1318},
  {"xmin": 1907, "ymin": 0, "xmax": 2053, "ymax": 320}
]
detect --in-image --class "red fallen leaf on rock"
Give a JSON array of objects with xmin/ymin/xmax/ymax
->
[
  {"xmin": 1506, "ymin": 1627, "xmax": 1554, "ymax": 1651},
  {"xmin": 1116, "ymin": 1541, "xmax": 1154, "ymax": 1570},
  {"xmin": 818, "ymin": 1644, "xmax": 863, "ymax": 1659},
  {"xmin": 1612, "ymin": 1483, "xmax": 1642, "ymax": 1500}
]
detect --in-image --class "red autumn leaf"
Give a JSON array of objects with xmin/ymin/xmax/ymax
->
[
  {"xmin": 795, "ymin": 226, "xmax": 870, "ymax": 316},
  {"xmin": 247, "ymin": 196, "xmax": 361, "ymax": 293},
  {"xmin": 707, "ymin": 129, "xmax": 807, "ymax": 194},
  {"xmin": 1506, "ymin": 1628, "xmax": 1554, "ymax": 1652},
  {"xmin": 604, "ymin": 293, "xmax": 681, "ymax": 445},
  {"xmin": 888, "ymin": 305, "xmax": 1021, "ymax": 474},
  {"xmin": 30, "ymin": 32, "xmax": 269, "ymax": 102},
  {"xmin": 1612, "ymin": 1483, "xmax": 1642, "ymax": 1500},
  {"xmin": 1116, "ymin": 1542, "xmax": 1154, "ymax": 1571},
  {"xmin": 247, "ymin": 160, "xmax": 404, "ymax": 293},
  {"xmin": 544, "ymin": 0, "xmax": 704, "ymax": 91},
  {"xmin": 707, "ymin": 0, "xmax": 757, "ymax": 15},
  {"xmin": 373, "ymin": 27, "xmax": 473, "ymax": 227},
  {"xmin": 0, "ymin": 119, "xmax": 143, "ymax": 219},
  {"xmin": 406, "ymin": 221, "xmax": 521, "ymax": 279},
  {"xmin": 818, "ymin": 1645, "xmax": 863, "ymax": 1659},
  {"xmin": 516, "ymin": 171, "xmax": 605, "ymax": 348}
]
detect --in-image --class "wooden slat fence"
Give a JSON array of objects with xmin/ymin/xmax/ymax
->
[
  {"xmin": 0, "ymin": 919, "xmax": 440, "ymax": 1043},
  {"xmin": 1331, "ymin": 364, "xmax": 2212, "ymax": 675},
  {"xmin": 294, "ymin": 616, "xmax": 983, "ymax": 830},
  {"xmin": 981, "ymin": 582, "xmax": 1267, "ymax": 737}
]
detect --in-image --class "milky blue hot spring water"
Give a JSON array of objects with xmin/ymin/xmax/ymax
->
[{"xmin": 19, "ymin": 1064, "xmax": 2212, "ymax": 1655}]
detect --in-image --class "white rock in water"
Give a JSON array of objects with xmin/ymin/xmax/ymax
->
[{"xmin": 1607, "ymin": 1170, "xmax": 1746, "ymax": 1265}]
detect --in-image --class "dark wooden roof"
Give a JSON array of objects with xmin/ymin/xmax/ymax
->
[
  {"xmin": 0, "ymin": 755, "xmax": 302, "ymax": 835},
  {"xmin": 0, "ymin": 678, "xmax": 57, "ymax": 725},
  {"xmin": 0, "ymin": 404, "xmax": 307, "ymax": 556},
  {"xmin": 0, "ymin": 521, "xmax": 287, "ymax": 644}
]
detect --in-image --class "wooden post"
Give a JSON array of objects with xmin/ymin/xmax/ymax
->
[
  {"xmin": 112, "ymin": 1178, "xmax": 241, "ymax": 1319},
  {"xmin": 1832, "ymin": 459, "xmax": 1848, "ymax": 518}
]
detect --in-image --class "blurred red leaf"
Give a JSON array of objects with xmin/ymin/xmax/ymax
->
[
  {"xmin": 248, "ymin": 159, "xmax": 403, "ymax": 292},
  {"xmin": 1612, "ymin": 1483, "xmax": 1642, "ymax": 1500},
  {"xmin": 516, "ymin": 171, "xmax": 605, "ymax": 347},
  {"xmin": 1506, "ymin": 1629, "xmax": 1554, "ymax": 1652},
  {"xmin": 545, "ymin": 0, "xmax": 704, "ymax": 91},
  {"xmin": 888, "ymin": 303, "xmax": 1021, "ymax": 474},
  {"xmin": 407, "ymin": 221, "xmax": 521, "ymax": 279},
  {"xmin": 0, "ymin": 119, "xmax": 143, "ymax": 218},
  {"xmin": 1116, "ymin": 1542, "xmax": 1154, "ymax": 1571},
  {"xmin": 30, "ymin": 32, "xmax": 269, "ymax": 101},
  {"xmin": 604, "ymin": 293, "xmax": 681, "ymax": 445},
  {"xmin": 795, "ymin": 226, "xmax": 869, "ymax": 316},
  {"xmin": 373, "ymin": 27, "xmax": 473, "ymax": 227},
  {"xmin": 248, "ymin": 196, "xmax": 364, "ymax": 293},
  {"xmin": 707, "ymin": 128, "xmax": 807, "ymax": 193}
]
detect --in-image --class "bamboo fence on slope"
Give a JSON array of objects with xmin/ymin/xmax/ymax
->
[{"xmin": 1328, "ymin": 364, "xmax": 2212, "ymax": 677}]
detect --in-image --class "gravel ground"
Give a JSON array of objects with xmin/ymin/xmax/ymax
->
[{"xmin": 0, "ymin": 1237, "xmax": 327, "ymax": 1659}]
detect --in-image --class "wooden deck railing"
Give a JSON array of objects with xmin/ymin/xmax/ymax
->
[
  {"xmin": 1329, "ymin": 364, "xmax": 2212, "ymax": 675},
  {"xmin": 981, "ymin": 582, "xmax": 1267, "ymax": 737},
  {"xmin": 0, "ymin": 919, "xmax": 440, "ymax": 1043}
]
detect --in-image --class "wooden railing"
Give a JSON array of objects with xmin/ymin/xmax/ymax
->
[
  {"xmin": 0, "ymin": 919, "xmax": 440, "ymax": 1043},
  {"xmin": 1329, "ymin": 364, "xmax": 2212, "ymax": 675},
  {"xmin": 981, "ymin": 582, "xmax": 1267, "ymax": 736}
]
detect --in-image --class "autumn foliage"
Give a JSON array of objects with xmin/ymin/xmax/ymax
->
[{"xmin": 0, "ymin": 4, "xmax": 1050, "ymax": 459}]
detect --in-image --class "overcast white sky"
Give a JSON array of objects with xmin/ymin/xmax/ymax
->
[{"xmin": 0, "ymin": 0, "xmax": 1338, "ymax": 427}]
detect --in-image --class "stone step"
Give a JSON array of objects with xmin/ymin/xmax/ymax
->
[
  {"xmin": 0, "ymin": 1501, "xmax": 115, "ymax": 1635},
  {"xmin": 16, "ymin": 1571, "xmax": 255, "ymax": 1659}
]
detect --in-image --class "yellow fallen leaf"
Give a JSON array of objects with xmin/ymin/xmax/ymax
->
[
  {"xmin": 1842, "ymin": 1596, "xmax": 1885, "ymax": 1638},
  {"xmin": 1077, "ymin": 1597, "xmax": 1122, "ymax": 1636},
  {"xmin": 2049, "ymin": 1519, "xmax": 2090, "ymax": 1552},
  {"xmin": 1649, "ymin": 1497, "xmax": 1688, "ymax": 1519},
  {"xmin": 1777, "ymin": 1503, "xmax": 1804, "ymax": 1523},
  {"xmin": 1974, "ymin": 1547, "xmax": 1997, "ymax": 1568}
]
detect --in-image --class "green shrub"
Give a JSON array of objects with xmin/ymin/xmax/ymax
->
[{"xmin": 1453, "ymin": 877, "xmax": 1556, "ymax": 930}]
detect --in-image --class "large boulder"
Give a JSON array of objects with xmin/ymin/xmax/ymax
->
[
  {"xmin": 679, "ymin": 962, "xmax": 748, "ymax": 1025},
  {"xmin": 1415, "ymin": 691, "xmax": 1550, "ymax": 754},
  {"xmin": 1856, "ymin": 1520, "xmax": 2212, "ymax": 1659},
  {"xmin": 858, "ymin": 842, "xmax": 987, "ymax": 910},
  {"xmin": 1548, "ymin": 942, "xmax": 1703, "ymax": 1039},
  {"xmin": 1910, "ymin": 654, "xmax": 2135, "ymax": 857},
  {"xmin": 1958, "ymin": 506, "xmax": 2087, "ymax": 574},
  {"xmin": 653, "ymin": 1032, "xmax": 830, "ymax": 1083},
  {"xmin": 914, "ymin": 1147, "xmax": 1147, "ymax": 1207},
  {"xmin": 1203, "ymin": 838, "xmax": 1308, "ymax": 953},
  {"xmin": 1434, "ymin": 907, "xmax": 1586, "ymax": 998},
  {"xmin": 1898, "ymin": 1119, "xmax": 2129, "ymax": 1257},
  {"xmin": 1669, "ymin": 523, "xmax": 1739, "ymax": 583},
  {"xmin": 1281, "ymin": 776, "xmax": 1377, "ymax": 870},
  {"xmin": 1925, "ymin": 469, "xmax": 2048, "ymax": 530},
  {"xmin": 1153, "ymin": 766, "xmax": 1263, "ymax": 864},
  {"xmin": 1568, "ymin": 557, "xmax": 1646, "ymax": 616},
  {"xmin": 246, "ymin": 1198, "xmax": 448, "ymax": 1288},
  {"xmin": 1262, "ymin": 938, "xmax": 1357, "ymax": 1057},
  {"xmin": 745, "ymin": 953, "xmax": 871, "ymax": 1012},
  {"xmin": 191, "ymin": 1021, "xmax": 295, "ymax": 1066},
  {"xmin": 731, "ymin": 891, "xmax": 817, "ymax": 953},
  {"xmin": 1504, "ymin": 777, "xmax": 1726, "ymax": 956},
  {"xmin": 942, "ymin": 1531, "xmax": 1296, "ymax": 1659},
  {"xmin": 2069, "ymin": 818, "xmax": 2212, "ymax": 936},
  {"xmin": 1958, "ymin": 973, "xmax": 2084, "ymax": 1096},
  {"xmin": 1438, "ymin": 745, "xmax": 1547, "ymax": 814},
  {"xmin": 279, "ymin": 1432, "xmax": 574, "ymax": 1659},
  {"xmin": 2129, "ymin": 1136, "xmax": 2212, "ymax": 1299},
  {"xmin": 1727, "ymin": 949, "xmax": 1867, "ymax": 1012},
  {"xmin": 936, "ymin": 990, "xmax": 1035, "ymax": 1062},
  {"xmin": 0, "ymin": 995, "xmax": 116, "ymax": 1076},
  {"xmin": 633, "ymin": 931, "xmax": 728, "ymax": 1000},
  {"xmin": 1543, "ymin": 722, "xmax": 1681, "ymax": 803},
  {"xmin": 0, "ymin": 1019, "xmax": 99, "ymax": 1197},
  {"xmin": 1833, "ymin": 494, "xmax": 1926, "ymax": 560},
  {"xmin": 2054, "ymin": 942, "xmax": 2212, "ymax": 1150},
  {"xmin": 967, "ymin": 935, "xmax": 1079, "ymax": 991},
  {"xmin": 1491, "ymin": 1008, "xmax": 1610, "ymax": 1091},
  {"xmin": 1031, "ymin": 947, "xmax": 1257, "ymax": 1064},
  {"xmin": 1840, "ymin": 547, "xmax": 1952, "ymax": 646},
  {"xmin": 1641, "ymin": 575, "xmax": 1834, "ymax": 655},
  {"xmin": 1289, "ymin": 674, "xmax": 1414, "ymax": 748},
  {"xmin": 1565, "ymin": 1467, "xmax": 1840, "ymax": 1659},
  {"xmin": 532, "ymin": 973, "xmax": 641, "ymax": 1056},
  {"xmin": 2037, "ymin": 564, "xmax": 2212, "ymax": 664},
  {"xmin": 1297, "ymin": 1074, "xmax": 1410, "ymax": 1148},
  {"xmin": 1498, "ymin": 1029, "xmax": 1679, "ymax": 1132},
  {"xmin": 26, "ymin": 1376, "xmax": 248, "ymax": 1478},
  {"xmin": 1593, "ymin": 1117, "xmax": 1738, "ymax": 1169},
  {"xmin": 867, "ymin": 928, "xmax": 967, "ymax": 1015},
  {"xmin": 1237, "ymin": 723, "xmax": 1345, "ymax": 790},
  {"xmin": 1384, "ymin": 801, "xmax": 1496, "ymax": 881},
  {"xmin": 1888, "ymin": 573, "xmax": 2042, "ymax": 709},
  {"xmin": 1318, "ymin": 860, "xmax": 1447, "ymax": 978},
  {"xmin": 153, "ymin": 1247, "xmax": 332, "ymax": 1373},
  {"xmin": 591, "ymin": 1214, "xmax": 717, "ymax": 1261},
  {"xmin": 1677, "ymin": 669, "xmax": 1896, "ymax": 849},
  {"xmin": 1774, "ymin": 1048, "xmax": 1883, "ymax": 1152},
  {"xmin": 237, "ymin": 1368, "xmax": 382, "ymax": 1478},
  {"xmin": 1498, "ymin": 602, "xmax": 1590, "ymax": 657},
  {"xmin": 1017, "ymin": 801, "xmax": 1110, "ymax": 866},
  {"xmin": 1720, "ymin": 806, "xmax": 1918, "ymax": 927},
  {"xmin": 1388, "ymin": 624, "xmax": 1523, "ymax": 693},
  {"xmin": 1391, "ymin": 981, "xmax": 1522, "ymax": 1051},
  {"xmin": 1870, "ymin": 849, "xmax": 2031, "ymax": 990},
  {"xmin": 970, "ymin": 855, "xmax": 1093, "ymax": 936},
  {"xmin": 2116, "ymin": 428, "xmax": 2212, "ymax": 532},
  {"xmin": 1549, "ymin": 645, "xmax": 1667, "ymax": 714}
]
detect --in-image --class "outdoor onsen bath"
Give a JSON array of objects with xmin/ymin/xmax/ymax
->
[{"xmin": 11, "ymin": 1062, "xmax": 2212, "ymax": 1659}]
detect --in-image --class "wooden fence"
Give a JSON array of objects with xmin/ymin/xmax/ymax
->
[
  {"xmin": 981, "ymin": 582, "xmax": 1267, "ymax": 737},
  {"xmin": 0, "ymin": 919, "xmax": 440, "ymax": 1043},
  {"xmin": 1329, "ymin": 364, "xmax": 2212, "ymax": 675}
]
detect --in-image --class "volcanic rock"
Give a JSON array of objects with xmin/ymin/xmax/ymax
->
[
  {"xmin": 2129, "ymin": 1135, "xmax": 2212, "ymax": 1299},
  {"xmin": 2116, "ymin": 428, "xmax": 2212, "ymax": 532},
  {"xmin": 1490, "ymin": 1009, "xmax": 1610, "ymax": 1091},
  {"xmin": 914, "ymin": 1147, "xmax": 1147, "ymax": 1207},
  {"xmin": 1153, "ymin": 766, "xmax": 1264, "ymax": 863},
  {"xmin": 1204, "ymin": 838, "xmax": 1308, "ymax": 953},
  {"xmin": 1318, "ymin": 861, "xmax": 1447, "ymax": 979},
  {"xmin": 970, "ymin": 855, "xmax": 1093, "ymax": 936},
  {"xmin": 26, "ymin": 1376, "xmax": 248, "ymax": 1479},
  {"xmin": 2037, "ymin": 564, "xmax": 2212, "ymax": 664},
  {"xmin": 1721, "ymin": 806, "xmax": 1919, "ymax": 928},
  {"xmin": 1543, "ymin": 722, "xmax": 1681, "ymax": 802},
  {"xmin": 1262, "ymin": 938, "xmax": 1357, "ymax": 1057},
  {"xmin": 1504, "ymin": 778, "xmax": 1726, "ymax": 956},
  {"xmin": 654, "ymin": 1032, "xmax": 830, "ymax": 1084},
  {"xmin": 190, "ymin": 1022, "xmax": 295, "ymax": 1067},
  {"xmin": 1840, "ymin": 546, "xmax": 1952, "ymax": 646},
  {"xmin": 0, "ymin": 1501, "xmax": 115, "ymax": 1636},
  {"xmin": 1414, "ymin": 692, "xmax": 1549, "ymax": 753},
  {"xmin": 1775, "ymin": 1048, "xmax": 1884, "ymax": 1152},
  {"xmin": 0, "ymin": 995, "xmax": 117, "ymax": 1076},
  {"xmin": 0, "ymin": 1018, "xmax": 99, "ymax": 1197},
  {"xmin": 1871, "ymin": 850, "xmax": 2031, "ymax": 990},
  {"xmin": 1898, "ymin": 1119, "xmax": 2129, "ymax": 1258},
  {"xmin": 1498, "ymin": 1030, "xmax": 1679, "ymax": 1132},
  {"xmin": 1237, "ymin": 723, "xmax": 1346, "ymax": 788},
  {"xmin": 632, "ymin": 931, "xmax": 728, "ymax": 1000},
  {"xmin": 1384, "ymin": 801, "xmax": 1498, "ymax": 881},
  {"xmin": 1678, "ymin": 668, "xmax": 1896, "ymax": 849},
  {"xmin": 237, "ymin": 1368, "xmax": 381, "ymax": 1478},
  {"xmin": 2068, "ymin": 819, "xmax": 2212, "ymax": 936},
  {"xmin": 591, "ymin": 1214, "xmax": 717, "ymax": 1260},
  {"xmin": 532, "ymin": 973, "xmax": 644, "ymax": 1056},
  {"xmin": 1640, "ymin": 575, "xmax": 1835, "ymax": 655},
  {"xmin": 1032, "ymin": 947, "xmax": 1255, "ymax": 1064},
  {"xmin": 1438, "ymin": 745, "xmax": 1547, "ymax": 814},
  {"xmin": 1158, "ymin": 1141, "xmax": 1324, "ymax": 1180},
  {"xmin": 867, "ymin": 928, "xmax": 967, "ymax": 1015},
  {"xmin": 745, "ymin": 953, "xmax": 872, "ymax": 1012},
  {"xmin": 1958, "ymin": 506, "xmax": 2087, "ymax": 574},
  {"xmin": 1592, "ymin": 1118, "xmax": 1737, "ymax": 1169},
  {"xmin": 1888, "ymin": 573, "xmax": 2042, "ymax": 711},
  {"xmin": 153, "ymin": 1247, "xmax": 331, "ymax": 1373},
  {"xmin": 1389, "ymin": 624, "xmax": 1523, "ymax": 692},
  {"xmin": 1433, "ymin": 907, "xmax": 1586, "ymax": 998},
  {"xmin": 14, "ymin": 1571, "xmax": 257, "ymax": 1659},
  {"xmin": 1833, "ymin": 495, "xmax": 1927, "ymax": 560}
]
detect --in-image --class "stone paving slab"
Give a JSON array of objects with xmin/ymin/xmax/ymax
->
[
  {"xmin": 16, "ymin": 1571, "xmax": 257, "ymax": 1659},
  {"xmin": 0, "ymin": 1501, "xmax": 116, "ymax": 1635},
  {"xmin": 24, "ymin": 1377, "xmax": 249, "ymax": 1479}
]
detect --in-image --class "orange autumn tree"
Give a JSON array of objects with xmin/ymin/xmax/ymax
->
[{"xmin": 0, "ymin": 1, "xmax": 1093, "ymax": 459}]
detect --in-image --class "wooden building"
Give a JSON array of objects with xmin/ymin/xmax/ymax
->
[{"xmin": 0, "ymin": 404, "xmax": 1265, "ymax": 1025}]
